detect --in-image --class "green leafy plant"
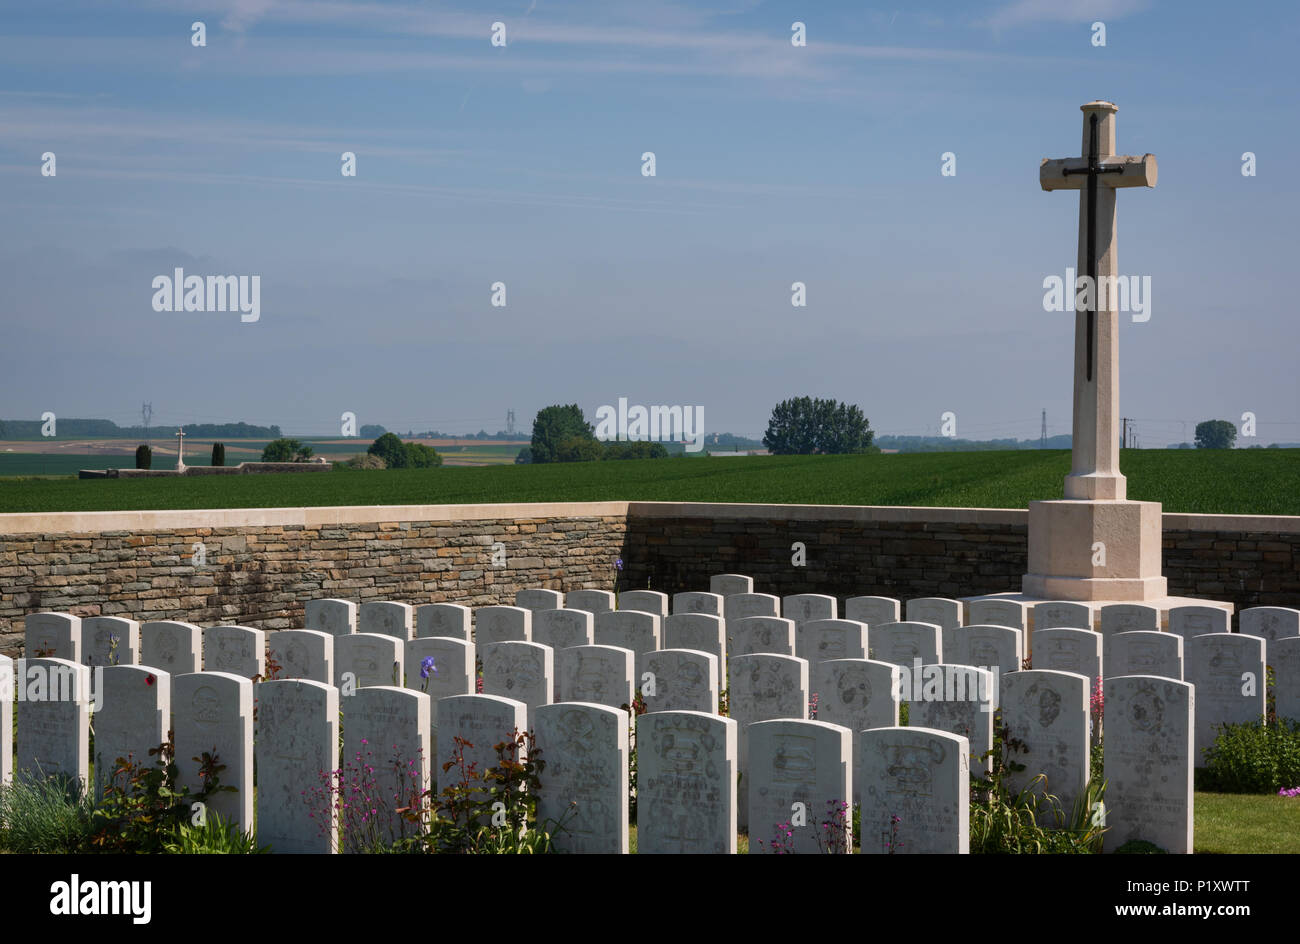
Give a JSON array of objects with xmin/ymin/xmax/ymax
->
[
  {"xmin": 1199, "ymin": 718, "xmax": 1300, "ymax": 793},
  {"xmin": 0, "ymin": 772, "xmax": 98, "ymax": 853},
  {"xmin": 90, "ymin": 733, "xmax": 237, "ymax": 853},
  {"xmin": 968, "ymin": 721, "xmax": 1106, "ymax": 854},
  {"xmin": 620, "ymin": 689, "xmax": 648, "ymax": 821},
  {"xmin": 162, "ymin": 811, "xmax": 268, "ymax": 854}
]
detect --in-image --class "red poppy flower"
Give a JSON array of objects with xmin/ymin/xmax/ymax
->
[{"xmin": 146, "ymin": 675, "xmax": 156, "ymax": 686}]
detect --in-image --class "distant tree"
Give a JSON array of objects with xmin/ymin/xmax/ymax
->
[
  {"xmin": 531, "ymin": 405, "xmax": 595, "ymax": 464},
  {"xmin": 359, "ymin": 424, "xmax": 387, "ymax": 439},
  {"xmin": 515, "ymin": 447, "xmax": 533, "ymax": 464},
  {"xmin": 211, "ymin": 442, "xmax": 225, "ymax": 466},
  {"xmin": 367, "ymin": 433, "xmax": 407, "ymax": 467},
  {"xmin": 346, "ymin": 453, "xmax": 386, "ymax": 470},
  {"xmin": 556, "ymin": 435, "xmax": 604, "ymax": 463},
  {"xmin": 262, "ymin": 438, "xmax": 313, "ymax": 462},
  {"xmin": 135, "ymin": 444, "xmax": 152, "ymax": 470},
  {"xmin": 604, "ymin": 441, "xmax": 669, "ymax": 460},
  {"xmin": 402, "ymin": 442, "xmax": 442, "ymax": 468},
  {"xmin": 1194, "ymin": 420, "xmax": 1237, "ymax": 450},
  {"xmin": 763, "ymin": 397, "xmax": 874, "ymax": 455}
]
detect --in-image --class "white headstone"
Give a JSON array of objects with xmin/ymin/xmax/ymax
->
[
  {"xmin": 859, "ymin": 726, "xmax": 969, "ymax": 854},
  {"xmin": 335, "ymin": 632, "xmax": 402, "ymax": 689},
  {"xmin": 415, "ymin": 603, "xmax": 470, "ymax": 640},
  {"xmin": 950, "ymin": 625, "xmax": 1024, "ymax": 678},
  {"xmin": 1272, "ymin": 637, "xmax": 1300, "ymax": 724},
  {"xmin": 728, "ymin": 653, "xmax": 808, "ymax": 831},
  {"xmin": 1032, "ymin": 628, "xmax": 1103, "ymax": 684},
  {"xmin": 1102, "ymin": 675, "xmax": 1193, "ymax": 854},
  {"xmin": 481, "ymin": 640, "xmax": 553, "ymax": 711},
  {"xmin": 908, "ymin": 665, "xmax": 996, "ymax": 776},
  {"xmin": 619, "ymin": 590, "xmax": 669, "ymax": 618},
  {"xmin": 672, "ymin": 591, "xmax": 723, "ymax": 617},
  {"xmin": 555, "ymin": 645, "xmax": 634, "ymax": 710},
  {"xmin": 342, "ymin": 686, "xmax": 430, "ymax": 846},
  {"xmin": 203, "ymin": 625, "xmax": 266, "ymax": 679},
  {"xmin": 811, "ymin": 658, "xmax": 901, "ymax": 809},
  {"xmin": 515, "ymin": 588, "xmax": 564, "ymax": 611},
  {"xmin": 475, "ymin": 605, "xmax": 532, "ymax": 644},
  {"xmin": 845, "ymin": 596, "xmax": 900, "ymax": 627},
  {"xmin": 642, "ymin": 649, "xmax": 719, "ymax": 714},
  {"xmin": 906, "ymin": 598, "xmax": 962, "ymax": 657},
  {"xmin": 256, "ymin": 679, "xmax": 339, "ymax": 854},
  {"xmin": 782, "ymin": 594, "xmax": 837, "ymax": 626},
  {"xmin": 724, "ymin": 592, "xmax": 780, "ymax": 620},
  {"xmin": 709, "ymin": 574, "xmax": 753, "ymax": 597},
  {"xmin": 174, "ymin": 671, "xmax": 253, "ymax": 830},
  {"xmin": 83, "ymin": 615, "xmax": 139, "ymax": 666},
  {"xmin": 801, "ymin": 619, "xmax": 868, "ymax": 664},
  {"xmin": 533, "ymin": 702, "xmax": 630, "ymax": 854},
  {"xmin": 359, "ymin": 601, "xmax": 413, "ymax": 640},
  {"xmin": 1167, "ymin": 605, "xmax": 1229, "ymax": 639},
  {"xmin": 593, "ymin": 610, "xmax": 660, "ymax": 676},
  {"xmin": 436, "ymin": 694, "xmax": 528, "ymax": 808},
  {"xmin": 663, "ymin": 613, "xmax": 726, "ymax": 668},
  {"xmin": 566, "ymin": 589, "xmax": 616, "ymax": 614},
  {"xmin": 1185, "ymin": 633, "xmax": 1265, "ymax": 766},
  {"xmin": 872, "ymin": 621, "xmax": 942, "ymax": 669},
  {"xmin": 1239, "ymin": 606, "xmax": 1300, "ymax": 644},
  {"xmin": 140, "ymin": 621, "xmax": 202, "ymax": 676},
  {"xmin": 15, "ymin": 657, "xmax": 90, "ymax": 792},
  {"xmin": 1105, "ymin": 630, "xmax": 1183, "ymax": 680},
  {"xmin": 967, "ymin": 599, "xmax": 1029, "ymax": 632},
  {"xmin": 92, "ymin": 665, "xmax": 170, "ymax": 800},
  {"xmin": 637, "ymin": 710, "xmax": 738, "ymax": 854},
  {"xmin": 532, "ymin": 609, "xmax": 594, "ymax": 651},
  {"xmin": 728, "ymin": 616, "xmax": 795, "ymax": 658},
  {"xmin": 304, "ymin": 599, "xmax": 356, "ymax": 636},
  {"xmin": 1034, "ymin": 601, "xmax": 1094, "ymax": 631},
  {"xmin": 0, "ymin": 656, "xmax": 11, "ymax": 784},
  {"xmin": 1100, "ymin": 603, "xmax": 1160, "ymax": 637},
  {"xmin": 1000, "ymin": 669, "xmax": 1090, "ymax": 818},
  {"xmin": 268, "ymin": 629, "xmax": 333, "ymax": 684},
  {"xmin": 748, "ymin": 719, "xmax": 853, "ymax": 854},
  {"xmin": 24, "ymin": 612, "xmax": 81, "ymax": 662}
]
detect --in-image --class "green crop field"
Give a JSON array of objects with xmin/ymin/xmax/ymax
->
[{"xmin": 0, "ymin": 449, "xmax": 1296, "ymax": 515}]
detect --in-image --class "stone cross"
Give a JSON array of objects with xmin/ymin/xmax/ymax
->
[
  {"xmin": 174, "ymin": 426, "xmax": 187, "ymax": 471},
  {"xmin": 1040, "ymin": 101, "xmax": 1156, "ymax": 501}
]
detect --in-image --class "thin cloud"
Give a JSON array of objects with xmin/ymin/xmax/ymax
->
[{"xmin": 984, "ymin": 0, "xmax": 1151, "ymax": 30}]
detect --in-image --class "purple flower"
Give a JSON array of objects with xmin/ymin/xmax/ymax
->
[
  {"xmin": 615, "ymin": 558, "xmax": 624, "ymax": 571},
  {"xmin": 421, "ymin": 656, "xmax": 438, "ymax": 679}
]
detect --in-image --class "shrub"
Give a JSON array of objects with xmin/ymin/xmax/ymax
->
[
  {"xmin": 403, "ymin": 442, "xmax": 442, "ymax": 468},
  {"xmin": 603, "ymin": 441, "xmax": 669, "ymax": 460},
  {"xmin": 0, "ymin": 774, "xmax": 97, "ymax": 853},
  {"xmin": 135, "ymin": 444, "xmax": 152, "ymax": 469},
  {"xmin": 530, "ymin": 405, "xmax": 595, "ymax": 463},
  {"xmin": 161, "ymin": 812, "xmax": 268, "ymax": 854},
  {"xmin": 262, "ymin": 438, "xmax": 313, "ymax": 462},
  {"xmin": 556, "ymin": 435, "xmax": 603, "ymax": 463},
  {"xmin": 211, "ymin": 442, "xmax": 225, "ymax": 466},
  {"xmin": 1199, "ymin": 718, "xmax": 1300, "ymax": 793},
  {"xmin": 346, "ymin": 453, "xmax": 386, "ymax": 470}
]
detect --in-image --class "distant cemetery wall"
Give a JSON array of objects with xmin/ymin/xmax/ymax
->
[{"xmin": 1, "ymin": 501, "xmax": 1297, "ymax": 652}]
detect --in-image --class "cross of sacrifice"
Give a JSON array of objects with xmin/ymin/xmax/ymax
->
[
  {"xmin": 175, "ymin": 426, "xmax": 187, "ymax": 471},
  {"xmin": 1039, "ymin": 101, "xmax": 1156, "ymax": 501}
]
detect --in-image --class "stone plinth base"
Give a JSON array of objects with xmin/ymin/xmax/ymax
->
[{"xmin": 1023, "ymin": 498, "xmax": 1165, "ymax": 601}]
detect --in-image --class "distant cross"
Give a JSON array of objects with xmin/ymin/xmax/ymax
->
[
  {"xmin": 175, "ymin": 426, "xmax": 186, "ymax": 471},
  {"xmin": 1040, "ymin": 101, "xmax": 1156, "ymax": 501}
]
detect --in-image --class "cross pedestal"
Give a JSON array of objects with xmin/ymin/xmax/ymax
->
[{"xmin": 968, "ymin": 102, "xmax": 1231, "ymax": 633}]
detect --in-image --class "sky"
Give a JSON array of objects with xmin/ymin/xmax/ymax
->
[{"xmin": 1, "ymin": 0, "xmax": 1298, "ymax": 446}]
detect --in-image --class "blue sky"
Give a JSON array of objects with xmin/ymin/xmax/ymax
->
[{"xmin": 1, "ymin": 0, "xmax": 1297, "ymax": 445}]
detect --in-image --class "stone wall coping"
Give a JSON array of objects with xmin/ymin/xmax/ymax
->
[{"xmin": 0, "ymin": 500, "xmax": 1297, "ymax": 536}]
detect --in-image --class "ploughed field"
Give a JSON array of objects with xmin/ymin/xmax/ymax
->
[{"xmin": 0, "ymin": 449, "xmax": 1295, "ymax": 515}]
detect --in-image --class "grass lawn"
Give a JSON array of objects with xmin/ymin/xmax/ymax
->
[
  {"xmin": 1194, "ymin": 792, "xmax": 1300, "ymax": 853},
  {"xmin": 2, "ymin": 449, "xmax": 1297, "ymax": 514}
]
